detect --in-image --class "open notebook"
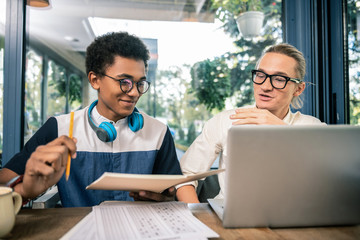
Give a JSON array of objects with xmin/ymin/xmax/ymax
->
[{"xmin": 209, "ymin": 125, "xmax": 360, "ymax": 228}]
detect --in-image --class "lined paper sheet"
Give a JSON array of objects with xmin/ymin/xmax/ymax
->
[
  {"xmin": 60, "ymin": 212, "xmax": 97, "ymax": 240},
  {"xmin": 94, "ymin": 202, "xmax": 218, "ymax": 240},
  {"xmin": 61, "ymin": 202, "xmax": 219, "ymax": 240}
]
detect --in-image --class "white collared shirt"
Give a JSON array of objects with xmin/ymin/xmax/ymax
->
[{"xmin": 177, "ymin": 106, "xmax": 325, "ymax": 199}]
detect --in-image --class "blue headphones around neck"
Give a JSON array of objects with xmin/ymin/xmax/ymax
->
[{"xmin": 87, "ymin": 100, "xmax": 144, "ymax": 142}]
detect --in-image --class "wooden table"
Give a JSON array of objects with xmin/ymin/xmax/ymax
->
[{"xmin": 6, "ymin": 203, "xmax": 360, "ymax": 239}]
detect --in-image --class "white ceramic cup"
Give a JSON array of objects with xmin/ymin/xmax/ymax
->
[{"xmin": 0, "ymin": 186, "xmax": 22, "ymax": 238}]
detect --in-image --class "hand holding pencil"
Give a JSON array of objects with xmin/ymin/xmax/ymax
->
[{"xmin": 21, "ymin": 133, "xmax": 77, "ymax": 200}]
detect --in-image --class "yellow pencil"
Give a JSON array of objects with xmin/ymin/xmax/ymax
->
[{"xmin": 66, "ymin": 111, "xmax": 74, "ymax": 181}]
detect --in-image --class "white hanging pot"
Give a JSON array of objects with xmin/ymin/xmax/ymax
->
[{"xmin": 236, "ymin": 11, "xmax": 264, "ymax": 38}]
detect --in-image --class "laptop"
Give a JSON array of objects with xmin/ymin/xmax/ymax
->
[{"xmin": 208, "ymin": 125, "xmax": 360, "ymax": 228}]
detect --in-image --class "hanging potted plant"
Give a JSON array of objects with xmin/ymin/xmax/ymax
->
[
  {"xmin": 212, "ymin": 0, "xmax": 264, "ymax": 38},
  {"xmin": 236, "ymin": 0, "xmax": 264, "ymax": 38}
]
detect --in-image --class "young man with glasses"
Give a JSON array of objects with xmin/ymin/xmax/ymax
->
[
  {"xmin": 0, "ymin": 32, "xmax": 181, "ymax": 207},
  {"xmin": 176, "ymin": 43, "xmax": 325, "ymax": 203}
]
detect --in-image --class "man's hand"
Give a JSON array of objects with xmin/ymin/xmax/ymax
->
[
  {"xmin": 230, "ymin": 108, "xmax": 287, "ymax": 125},
  {"xmin": 129, "ymin": 186, "xmax": 176, "ymax": 202},
  {"xmin": 20, "ymin": 136, "xmax": 77, "ymax": 199}
]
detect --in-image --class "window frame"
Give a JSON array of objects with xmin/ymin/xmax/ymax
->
[
  {"xmin": 283, "ymin": 0, "xmax": 347, "ymax": 124},
  {"xmin": 3, "ymin": 0, "xmax": 26, "ymax": 165}
]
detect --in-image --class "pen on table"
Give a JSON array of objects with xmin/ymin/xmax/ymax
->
[{"xmin": 66, "ymin": 111, "xmax": 74, "ymax": 181}]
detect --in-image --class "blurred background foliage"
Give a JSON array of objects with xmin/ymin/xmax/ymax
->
[{"xmin": 190, "ymin": 0, "xmax": 282, "ymax": 112}]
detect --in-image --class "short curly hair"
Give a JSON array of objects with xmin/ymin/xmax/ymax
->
[{"xmin": 85, "ymin": 32, "xmax": 150, "ymax": 76}]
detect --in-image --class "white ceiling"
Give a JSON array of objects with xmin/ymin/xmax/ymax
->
[{"xmin": 28, "ymin": 0, "xmax": 215, "ymax": 72}]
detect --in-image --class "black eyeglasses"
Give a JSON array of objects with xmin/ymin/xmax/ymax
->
[
  {"xmin": 251, "ymin": 70, "xmax": 302, "ymax": 89},
  {"xmin": 104, "ymin": 74, "xmax": 150, "ymax": 94}
]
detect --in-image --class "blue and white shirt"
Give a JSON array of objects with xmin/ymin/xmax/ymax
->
[{"xmin": 5, "ymin": 105, "xmax": 181, "ymax": 207}]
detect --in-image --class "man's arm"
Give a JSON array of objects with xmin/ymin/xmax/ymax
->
[
  {"xmin": 0, "ymin": 168, "xmax": 29, "ymax": 203},
  {"xmin": 0, "ymin": 168, "xmax": 19, "ymax": 185},
  {"xmin": 4, "ymin": 117, "xmax": 59, "ymax": 175},
  {"xmin": 176, "ymin": 185, "xmax": 200, "ymax": 203}
]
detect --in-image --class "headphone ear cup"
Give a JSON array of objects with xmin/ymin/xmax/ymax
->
[
  {"xmin": 128, "ymin": 111, "xmax": 144, "ymax": 132},
  {"xmin": 98, "ymin": 122, "xmax": 117, "ymax": 142},
  {"xmin": 88, "ymin": 100, "xmax": 117, "ymax": 142},
  {"xmin": 94, "ymin": 127, "xmax": 110, "ymax": 142},
  {"xmin": 138, "ymin": 112, "xmax": 144, "ymax": 129}
]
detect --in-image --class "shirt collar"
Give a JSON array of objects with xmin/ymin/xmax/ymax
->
[
  {"xmin": 282, "ymin": 109, "xmax": 293, "ymax": 124},
  {"xmin": 91, "ymin": 105, "xmax": 127, "ymax": 127}
]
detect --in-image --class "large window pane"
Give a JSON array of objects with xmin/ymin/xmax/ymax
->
[
  {"xmin": 0, "ymin": 0, "xmax": 5, "ymax": 166},
  {"xmin": 348, "ymin": 0, "xmax": 360, "ymax": 125},
  {"xmin": 24, "ymin": 49, "xmax": 42, "ymax": 143}
]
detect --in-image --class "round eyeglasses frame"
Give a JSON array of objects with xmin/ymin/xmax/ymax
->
[
  {"xmin": 104, "ymin": 74, "xmax": 150, "ymax": 94},
  {"xmin": 251, "ymin": 70, "xmax": 302, "ymax": 89}
]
